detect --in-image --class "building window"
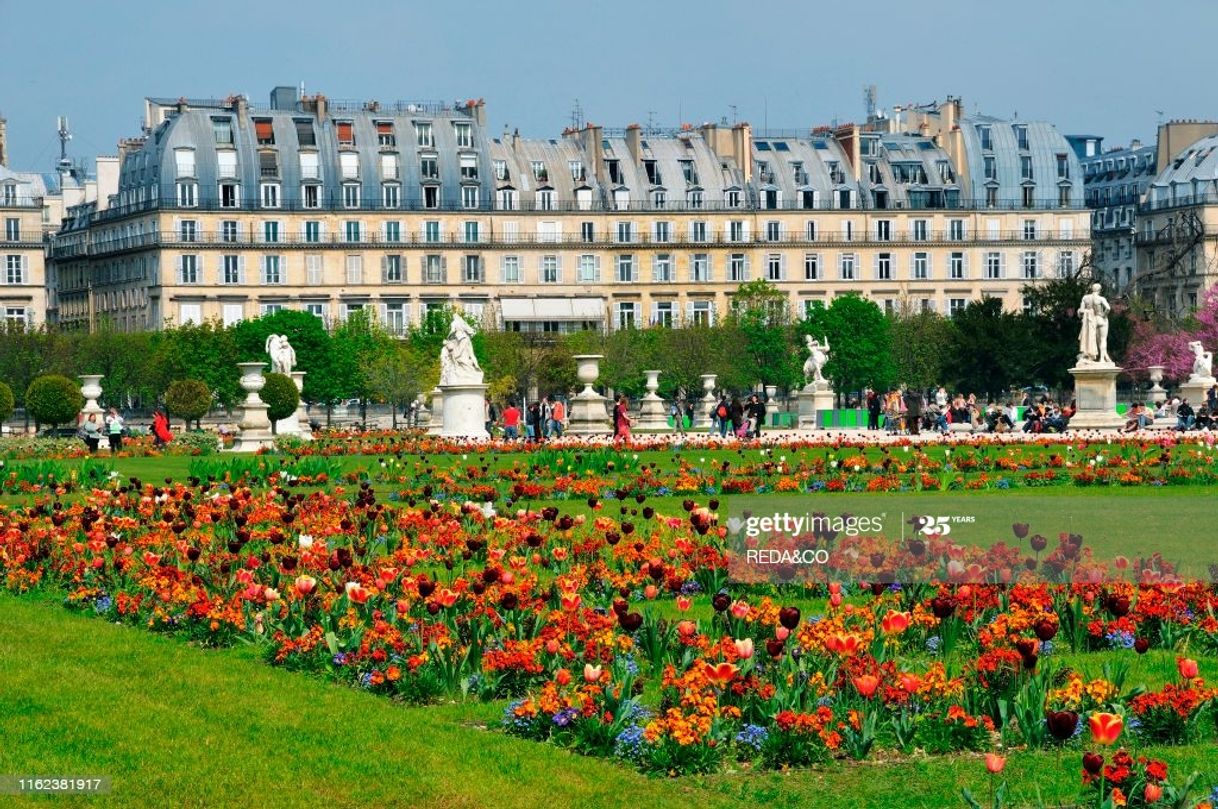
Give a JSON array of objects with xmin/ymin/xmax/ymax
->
[
  {"xmin": 383, "ymin": 254, "xmax": 403, "ymax": 283},
  {"xmin": 454, "ymin": 122, "xmax": 472, "ymax": 148},
  {"xmin": 460, "ymin": 154, "xmax": 478, "ymax": 181},
  {"xmin": 876, "ymin": 253, "xmax": 893, "ymax": 280},
  {"xmin": 728, "ymin": 253, "xmax": 748, "ymax": 282},
  {"xmin": 839, "ymin": 253, "xmax": 856, "ymax": 280},
  {"xmin": 212, "ymin": 118, "xmax": 233, "ymax": 145},
  {"xmin": 616, "ymin": 255, "xmax": 635, "ymax": 283},
  {"xmin": 424, "ymin": 221, "xmax": 441, "ymax": 243},
  {"xmin": 178, "ymin": 220, "xmax": 197, "ymax": 242},
  {"xmin": 174, "ymin": 149, "xmax": 196, "ymax": 178},
  {"xmin": 1056, "ymin": 153, "xmax": 1069, "ymax": 179},
  {"xmin": 1058, "ymin": 186, "xmax": 1072, "ymax": 208},
  {"xmin": 305, "ymin": 255, "xmax": 322, "ymax": 286},
  {"xmin": 653, "ymin": 221, "xmax": 671, "ymax": 243},
  {"xmin": 804, "ymin": 253, "xmax": 819, "ymax": 280},
  {"xmin": 339, "ymin": 152, "xmax": 359, "ymax": 181},
  {"xmin": 261, "ymin": 303, "xmax": 285, "ymax": 316},
  {"xmin": 383, "ymin": 184, "xmax": 400, "ymax": 208},
  {"xmin": 725, "ymin": 189, "xmax": 741, "ymax": 208},
  {"xmin": 949, "ymin": 298, "xmax": 967, "ymax": 318},
  {"xmin": 304, "ymin": 220, "xmax": 321, "ymax": 243},
  {"xmin": 493, "ymin": 159, "xmax": 507, "ymax": 181},
  {"xmin": 302, "ymin": 185, "xmax": 320, "ymax": 209},
  {"xmin": 1022, "ymin": 186, "xmax": 1035, "ymax": 208},
  {"xmin": 653, "ymin": 253, "xmax": 674, "ymax": 282},
  {"xmin": 343, "ymin": 254, "xmax": 362, "ymax": 285},
  {"xmin": 335, "ymin": 121, "xmax": 354, "ymax": 147},
  {"xmin": 616, "ymin": 302, "xmax": 638, "ymax": 330},
  {"xmin": 415, "ymin": 121, "xmax": 433, "ymax": 148},
  {"xmin": 766, "ymin": 253, "xmax": 784, "ymax": 281},
  {"xmin": 688, "ymin": 300, "xmax": 712, "ymax": 326},
  {"xmin": 461, "ymin": 220, "xmax": 479, "ymax": 243},
  {"xmin": 984, "ymin": 156, "xmax": 997, "ymax": 181},
  {"xmin": 344, "ymin": 221, "xmax": 362, "ymax": 242},
  {"xmin": 977, "ymin": 125, "xmax": 992, "ymax": 151},
  {"xmin": 875, "ymin": 220, "xmax": 892, "ymax": 241},
  {"xmin": 1058, "ymin": 250, "xmax": 1075, "ymax": 278},
  {"xmin": 217, "ymin": 151, "xmax": 238, "ymax": 179},
  {"xmin": 616, "ymin": 222, "xmax": 634, "ymax": 243},
  {"xmin": 690, "ymin": 221, "xmax": 707, "ymax": 242},
  {"xmin": 263, "ymin": 221, "xmax": 280, "ymax": 243},
  {"xmin": 423, "ymin": 186, "xmax": 439, "ymax": 209},
  {"xmin": 913, "ymin": 252, "xmax": 929, "ymax": 280},
  {"xmin": 949, "ymin": 219, "xmax": 965, "ymax": 240},
  {"xmin": 305, "ymin": 302, "xmax": 326, "ymax": 321},
  {"xmin": 342, "ymin": 184, "xmax": 360, "ymax": 209},
  {"xmin": 729, "ymin": 220, "xmax": 745, "ymax": 242},
  {"xmin": 912, "ymin": 219, "xmax": 928, "ymax": 241},
  {"xmin": 1021, "ymin": 155, "xmax": 1034, "ymax": 180},
  {"xmin": 1022, "ymin": 219, "xmax": 1038, "ymax": 240},
  {"xmin": 262, "ymin": 255, "xmax": 282, "ymax": 285},
  {"xmin": 496, "ymin": 188, "xmax": 517, "ymax": 210},
  {"xmin": 651, "ymin": 301, "xmax": 676, "ymax": 327},
  {"xmin": 383, "ymin": 221, "xmax": 401, "ymax": 243},
  {"xmin": 376, "ymin": 121, "xmax": 396, "ymax": 147},
  {"xmin": 985, "ymin": 186, "xmax": 997, "ymax": 208},
  {"xmin": 294, "ymin": 119, "xmax": 316, "ymax": 147},
  {"xmin": 463, "ymin": 255, "xmax": 484, "ymax": 283},
  {"xmin": 222, "ymin": 255, "xmax": 242, "ymax": 284},
  {"xmin": 580, "ymin": 221, "xmax": 595, "ymax": 242},
  {"xmin": 255, "ymin": 119, "xmax": 275, "ymax": 146},
  {"xmin": 423, "ymin": 255, "xmax": 444, "ymax": 283},
  {"xmin": 260, "ymin": 182, "xmax": 280, "ymax": 208},
  {"xmin": 765, "ymin": 221, "xmax": 781, "ymax": 241},
  {"xmin": 691, "ymin": 253, "xmax": 710, "ymax": 282},
  {"xmin": 221, "ymin": 220, "xmax": 238, "ymax": 243},
  {"xmin": 176, "ymin": 182, "xmax": 197, "ymax": 208},
  {"xmin": 5, "ymin": 255, "xmax": 26, "ymax": 284},
  {"xmin": 949, "ymin": 251, "xmax": 965, "ymax": 279},
  {"xmin": 1014, "ymin": 124, "xmax": 1029, "ymax": 151},
  {"xmin": 985, "ymin": 252, "xmax": 1002, "ymax": 279},
  {"xmin": 501, "ymin": 255, "xmax": 521, "ymax": 283},
  {"xmin": 538, "ymin": 189, "xmax": 555, "ymax": 211},
  {"xmin": 577, "ymin": 254, "xmax": 599, "ymax": 282},
  {"xmin": 686, "ymin": 189, "xmax": 703, "ymax": 209},
  {"xmin": 541, "ymin": 255, "xmax": 560, "ymax": 284}
]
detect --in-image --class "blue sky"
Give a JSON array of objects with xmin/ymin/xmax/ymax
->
[{"xmin": 2, "ymin": 0, "xmax": 1216, "ymax": 172}]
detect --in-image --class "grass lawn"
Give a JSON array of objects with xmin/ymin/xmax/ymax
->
[{"xmin": 2, "ymin": 594, "xmax": 1215, "ymax": 809}]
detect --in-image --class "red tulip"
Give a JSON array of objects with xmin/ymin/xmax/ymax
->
[
  {"xmin": 676, "ymin": 620, "xmax": 697, "ymax": 638},
  {"xmin": 1143, "ymin": 783, "xmax": 1163, "ymax": 803},
  {"xmin": 675, "ymin": 595, "xmax": 692, "ymax": 611},
  {"xmin": 544, "ymin": 638, "xmax": 561, "ymax": 655},
  {"xmin": 852, "ymin": 674, "xmax": 880, "ymax": 699},
  {"xmin": 435, "ymin": 588, "xmax": 458, "ymax": 608},
  {"xmin": 1088, "ymin": 712, "xmax": 1123, "ymax": 746},
  {"xmin": 704, "ymin": 661, "xmax": 739, "ymax": 686},
  {"xmin": 559, "ymin": 591, "xmax": 581, "ymax": 611},
  {"xmin": 729, "ymin": 600, "xmax": 750, "ymax": 619},
  {"xmin": 1177, "ymin": 657, "xmax": 1199, "ymax": 680},
  {"xmin": 898, "ymin": 672, "xmax": 922, "ymax": 693},
  {"xmin": 555, "ymin": 668, "xmax": 572, "ymax": 686},
  {"xmin": 881, "ymin": 610, "xmax": 911, "ymax": 634},
  {"xmin": 984, "ymin": 753, "xmax": 1005, "ymax": 774},
  {"xmin": 344, "ymin": 582, "xmax": 369, "ymax": 604}
]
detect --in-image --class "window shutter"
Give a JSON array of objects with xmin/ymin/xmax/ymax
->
[
  {"xmin": 742, "ymin": 221, "xmax": 751, "ymax": 241},
  {"xmin": 281, "ymin": 254, "xmax": 288, "ymax": 284},
  {"xmin": 238, "ymin": 255, "xmax": 247, "ymax": 284},
  {"xmin": 594, "ymin": 255, "xmax": 602, "ymax": 281},
  {"xmin": 780, "ymin": 253, "xmax": 787, "ymax": 281},
  {"xmin": 743, "ymin": 255, "xmax": 751, "ymax": 280},
  {"xmin": 441, "ymin": 256, "xmax": 447, "ymax": 282}
]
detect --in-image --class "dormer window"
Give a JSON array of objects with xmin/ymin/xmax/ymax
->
[
  {"xmin": 569, "ymin": 160, "xmax": 584, "ymax": 181},
  {"xmin": 606, "ymin": 159, "xmax": 621, "ymax": 184},
  {"xmin": 294, "ymin": 119, "xmax": 316, "ymax": 147},
  {"xmin": 1014, "ymin": 125, "xmax": 1029, "ymax": 151},
  {"xmin": 254, "ymin": 119, "xmax": 275, "ymax": 146},
  {"xmin": 460, "ymin": 155, "xmax": 478, "ymax": 181},
  {"xmin": 644, "ymin": 160, "xmax": 661, "ymax": 185},
  {"xmin": 259, "ymin": 151, "xmax": 279, "ymax": 179},
  {"xmin": 376, "ymin": 121, "xmax": 395, "ymax": 147},
  {"xmin": 336, "ymin": 121, "xmax": 355, "ymax": 147},
  {"xmin": 212, "ymin": 118, "xmax": 233, "ymax": 145},
  {"xmin": 415, "ymin": 121, "xmax": 433, "ymax": 148},
  {"xmin": 976, "ymin": 125, "xmax": 993, "ymax": 151},
  {"xmin": 531, "ymin": 161, "xmax": 547, "ymax": 182},
  {"xmin": 679, "ymin": 160, "xmax": 697, "ymax": 184},
  {"xmin": 493, "ymin": 159, "xmax": 508, "ymax": 181},
  {"xmin": 453, "ymin": 122, "xmax": 472, "ymax": 148}
]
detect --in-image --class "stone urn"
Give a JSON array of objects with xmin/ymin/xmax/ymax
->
[
  {"xmin": 573, "ymin": 355, "xmax": 604, "ymax": 397},
  {"xmin": 636, "ymin": 369, "xmax": 670, "ymax": 432},
  {"xmin": 1147, "ymin": 365, "xmax": 1167, "ymax": 405},
  {"xmin": 695, "ymin": 373, "xmax": 718, "ymax": 429},
  {"xmin": 231, "ymin": 362, "xmax": 274, "ymax": 452},
  {"xmin": 238, "ymin": 363, "xmax": 266, "ymax": 403},
  {"xmin": 78, "ymin": 374, "xmax": 104, "ymax": 417}
]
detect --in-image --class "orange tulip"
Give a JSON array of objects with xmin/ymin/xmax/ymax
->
[
  {"xmin": 676, "ymin": 620, "xmax": 697, "ymax": 638},
  {"xmin": 1144, "ymin": 783, "xmax": 1163, "ymax": 803},
  {"xmin": 881, "ymin": 610, "xmax": 911, "ymax": 634},
  {"xmin": 826, "ymin": 632, "xmax": 861, "ymax": 656},
  {"xmin": 555, "ymin": 668, "xmax": 572, "ymax": 686},
  {"xmin": 1177, "ymin": 657, "xmax": 1199, "ymax": 680},
  {"xmin": 435, "ymin": 588, "xmax": 458, "ymax": 608},
  {"xmin": 852, "ymin": 674, "xmax": 880, "ymax": 699},
  {"xmin": 643, "ymin": 584, "xmax": 658, "ymax": 600},
  {"xmin": 675, "ymin": 595, "xmax": 692, "ymax": 611},
  {"xmin": 704, "ymin": 661, "xmax": 739, "ymax": 685},
  {"xmin": 559, "ymin": 592, "xmax": 581, "ymax": 611},
  {"xmin": 344, "ymin": 582, "xmax": 369, "ymax": 604},
  {"xmin": 544, "ymin": 638, "xmax": 561, "ymax": 655},
  {"xmin": 984, "ymin": 753, "xmax": 1005, "ymax": 774},
  {"xmin": 898, "ymin": 672, "xmax": 923, "ymax": 693},
  {"xmin": 294, "ymin": 575, "xmax": 316, "ymax": 596},
  {"xmin": 1088, "ymin": 712, "xmax": 1123, "ymax": 746}
]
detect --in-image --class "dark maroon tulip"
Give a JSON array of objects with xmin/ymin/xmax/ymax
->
[
  {"xmin": 1046, "ymin": 710, "xmax": 1078, "ymax": 741},
  {"xmin": 526, "ymin": 532, "xmax": 543, "ymax": 547},
  {"xmin": 778, "ymin": 606, "xmax": 801, "ymax": 630},
  {"xmin": 712, "ymin": 592, "xmax": 731, "ymax": 612},
  {"xmin": 619, "ymin": 611, "xmax": 643, "ymax": 632},
  {"xmin": 417, "ymin": 577, "xmax": 435, "ymax": 598},
  {"xmin": 499, "ymin": 592, "xmax": 519, "ymax": 611},
  {"xmin": 1034, "ymin": 619, "xmax": 1058, "ymax": 641},
  {"xmin": 1082, "ymin": 752, "xmax": 1104, "ymax": 774},
  {"xmin": 186, "ymin": 547, "xmax": 201, "ymax": 562},
  {"xmin": 1030, "ymin": 534, "xmax": 1048, "ymax": 552},
  {"xmin": 1012, "ymin": 523, "xmax": 1030, "ymax": 539},
  {"xmin": 930, "ymin": 596, "xmax": 957, "ymax": 619},
  {"xmin": 612, "ymin": 598, "xmax": 629, "ymax": 616},
  {"xmin": 765, "ymin": 638, "xmax": 785, "ymax": 658},
  {"xmin": 1106, "ymin": 594, "xmax": 1130, "ymax": 617},
  {"xmin": 605, "ymin": 531, "xmax": 620, "ymax": 546},
  {"xmin": 1134, "ymin": 637, "xmax": 1150, "ymax": 654}
]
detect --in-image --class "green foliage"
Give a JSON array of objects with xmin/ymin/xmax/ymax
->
[
  {"xmin": 150, "ymin": 321, "xmax": 242, "ymax": 409},
  {"xmin": 0, "ymin": 381, "xmax": 14, "ymax": 424},
  {"xmin": 727, "ymin": 279, "xmax": 798, "ymax": 388},
  {"xmin": 947, "ymin": 298, "xmax": 1032, "ymax": 397},
  {"xmin": 803, "ymin": 294, "xmax": 894, "ymax": 397},
  {"xmin": 1022, "ymin": 275, "xmax": 1133, "ymax": 389},
  {"xmin": 25, "ymin": 375, "xmax": 84, "ymax": 428},
  {"xmin": 331, "ymin": 310, "xmax": 395, "ymax": 407},
  {"xmin": 232, "ymin": 310, "xmax": 337, "ymax": 404},
  {"xmin": 261, "ymin": 373, "xmax": 301, "ymax": 426},
  {"xmin": 889, "ymin": 306, "xmax": 953, "ymax": 392},
  {"xmin": 163, "ymin": 379, "xmax": 213, "ymax": 428}
]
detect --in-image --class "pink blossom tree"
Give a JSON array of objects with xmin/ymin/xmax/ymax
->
[{"xmin": 1124, "ymin": 286, "xmax": 1218, "ymax": 380}]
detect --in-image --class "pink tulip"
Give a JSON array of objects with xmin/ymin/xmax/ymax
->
[
  {"xmin": 734, "ymin": 638, "xmax": 754, "ymax": 659},
  {"xmin": 583, "ymin": 664, "xmax": 603, "ymax": 683}
]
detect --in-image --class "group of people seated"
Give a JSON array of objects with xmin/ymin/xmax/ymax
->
[
  {"xmin": 866, "ymin": 385, "xmax": 1079, "ymax": 435},
  {"xmin": 1125, "ymin": 396, "xmax": 1217, "ymax": 432}
]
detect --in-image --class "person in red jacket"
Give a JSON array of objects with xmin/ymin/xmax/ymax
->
[
  {"xmin": 152, "ymin": 407, "xmax": 173, "ymax": 446},
  {"xmin": 501, "ymin": 402, "xmax": 521, "ymax": 440}
]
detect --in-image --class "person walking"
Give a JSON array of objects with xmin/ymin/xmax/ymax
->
[
  {"xmin": 550, "ymin": 397, "xmax": 565, "ymax": 439},
  {"xmin": 105, "ymin": 407, "xmax": 124, "ymax": 454},
  {"xmin": 867, "ymin": 388, "xmax": 881, "ymax": 430},
  {"xmin": 527, "ymin": 401, "xmax": 544, "ymax": 443},
  {"xmin": 729, "ymin": 397, "xmax": 746, "ymax": 438},
  {"xmin": 747, "ymin": 394, "xmax": 767, "ymax": 438},
  {"xmin": 613, "ymin": 394, "xmax": 632, "ymax": 444},
  {"xmin": 152, "ymin": 407, "xmax": 173, "ymax": 446},
  {"xmin": 714, "ymin": 395, "xmax": 730, "ymax": 438},
  {"xmin": 502, "ymin": 401, "xmax": 521, "ymax": 440},
  {"xmin": 902, "ymin": 386, "xmax": 922, "ymax": 436}
]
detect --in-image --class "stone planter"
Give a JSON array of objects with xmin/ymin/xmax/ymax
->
[
  {"xmin": 231, "ymin": 362, "xmax": 275, "ymax": 452},
  {"xmin": 695, "ymin": 373, "xmax": 717, "ymax": 429},
  {"xmin": 78, "ymin": 374, "xmax": 104, "ymax": 417},
  {"xmin": 1147, "ymin": 365, "xmax": 1167, "ymax": 405},
  {"xmin": 567, "ymin": 355, "xmax": 611, "ymax": 435},
  {"xmin": 636, "ymin": 369, "xmax": 670, "ymax": 432}
]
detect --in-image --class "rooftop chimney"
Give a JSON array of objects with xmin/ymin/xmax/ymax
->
[{"xmin": 625, "ymin": 123, "xmax": 642, "ymax": 164}]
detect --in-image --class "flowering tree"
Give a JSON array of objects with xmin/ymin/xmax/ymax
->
[{"xmin": 1124, "ymin": 286, "xmax": 1218, "ymax": 380}]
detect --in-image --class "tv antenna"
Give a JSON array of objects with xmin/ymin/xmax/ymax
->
[
  {"xmin": 569, "ymin": 98, "xmax": 584, "ymax": 130},
  {"xmin": 57, "ymin": 116, "xmax": 72, "ymax": 165}
]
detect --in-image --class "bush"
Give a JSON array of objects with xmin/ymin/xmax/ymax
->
[
  {"xmin": 25, "ymin": 375, "xmax": 84, "ymax": 429},
  {"xmin": 164, "ymin": 379, "xmax": 213, "ymax": 429},
  {"xmin": 0, "ymin": 381, "xmax": 14, "ymax": 424},
  {"xmin": 262, "ymin": 373, "xmax": 300, "ymax": 429}
]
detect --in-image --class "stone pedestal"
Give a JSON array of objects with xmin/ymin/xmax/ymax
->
[
  {"xmin": 1068, "ymin": 363, "xmax": 1124, "ymax": 430},
  {"xmin": 797, "ymin": 382, "xmax": 835, "ymax": 429},
  {"xmin": 567, "ymin": 355, "xmax": 612, "ymax": 435},
  {"xmin": 636, "ymin": 370, "xmax": 670, "ymax": 432},
  {"xmin": 439, "ymin": 383, "xmax": 489, "ymax": 439},
  {"xmin": 275, "ymin": 371, "xmax": 311, "ymax": 439},
  {"xmin": 695, "ymin": 374, "xmax": 717, "ymax": 429},
  {"xmin": 427, "ymin": 387, "xmax": 444, "ymax": 435},
  {"xmin": 1179, "ymin": 376, "xmax": 1216, "ymax": 410},
  {"xmin": 231, "ymin": 362, "xmax": 275, "ymax": 452},
  {"xmin": 1147, "ymin": 366, "xmax": 1167, "ymax": 406},
  {"xmin": 79, "ymin": 374, "xmax": 104, "ymax": 419}
]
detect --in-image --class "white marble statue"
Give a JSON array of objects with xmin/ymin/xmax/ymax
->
[
  {"xmin": 1077, "ymin": 283, "xmax": 1113, "ymax": 366},
  {"xmin": 439, "ymin": 314, "xmax": 483, "ymax": 386},
  {"xmin": 265, "ymin": 334, "xmax": 296, "ymax": 374},
  {"xmin": 803, "ymin": 335, "xmax": 830, "ymax": 385},
  {"xmin": 1188, "ymin": 340, "xmax": 1214, "ymax": 381}
]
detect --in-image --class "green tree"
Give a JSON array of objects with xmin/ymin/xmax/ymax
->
[
  {"xmin": 331, "ymin": 310, "xmax": 395, "ymax": 423},
  {"xmin": 367, "ymin": 345, "xmax": 430, "ymax": 428},
  {"xmin": 726, "ymin": 279, "xmax": 798, "ymax": 390},
  {"xmin": 0, "ymin": 381, "xmax": 14, "ymax": 425},
  {"xmin": 79, "ymin": 326, "xmax": 157, "ymax": 409},
  {"xmin": 261, "ymin": 373, "xmax": 300, "ymax": 431},
  {"xmin": 163, "ymin": 379, "xmax": 213, "ymax": 430},
  {"xmin": 803, "ymin": 295, "xmax": 894, "ymax": 400},
  {"xmin": 888, "ymin": 305, "xmax": 953, "ymax": 392},
  {"xmin": 232, "ymin": 310, "xmax": 338, "ymax": 405},
  {"xmin": 25, "ymin": 375, "xmax": 84, "ymax": 430},
  {"xmin": 945, "ymin": 298, "xmax": 1031, "ymax": 397},
  {"xmin": 149, "ymin": 322, "xmax": 241, "ymax": 409}
]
